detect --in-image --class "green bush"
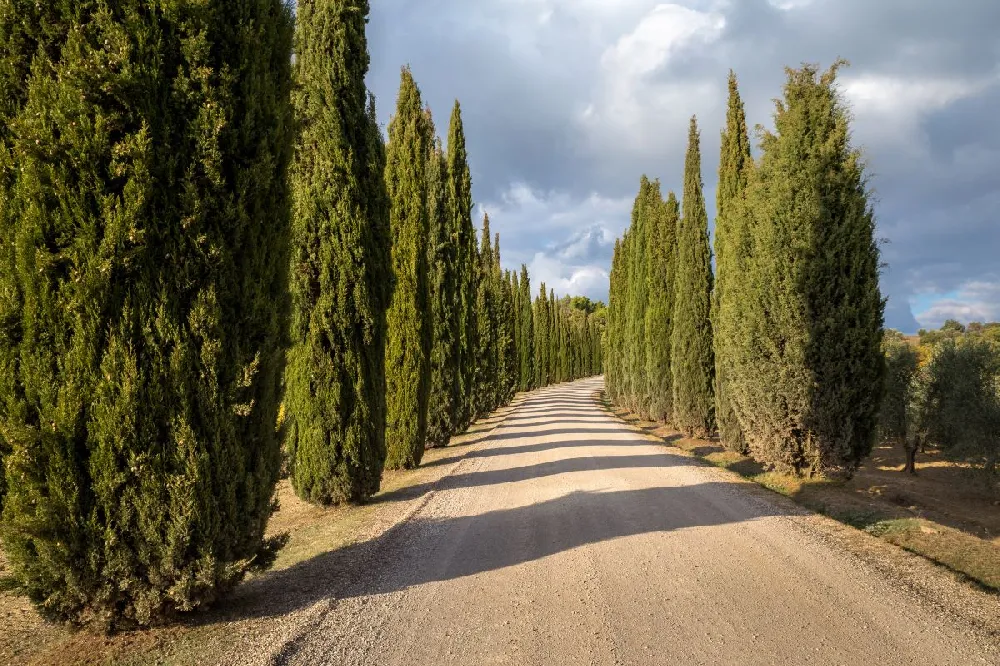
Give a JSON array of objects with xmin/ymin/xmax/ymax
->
[
  {"xmin": 916, "ymin": 338, "xmax": 1000, "ymax": 474},
  {"xmin": 879, "ymin": 333, "xmax": 920, "ymax": 446}
]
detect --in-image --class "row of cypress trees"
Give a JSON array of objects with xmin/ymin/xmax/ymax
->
[
  {"xmin": 606, "ymin": 63, "xmax": 884, "ymax": 479},
  {"xmin": 0, "ymin": 0, "xmax": 602, "ymax": 629},
  {"xmin": 530, "ymin": 287, "xmax": 604, "ymax": 390}
]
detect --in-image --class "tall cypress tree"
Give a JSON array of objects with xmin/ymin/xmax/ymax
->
[
  {"xmin": 712, "ymin": 72, "xmax": 752, "ymax": 453},
  {"xmin": 426, "ymin": 123, "xmax": 459, "ymax": 449},
  {"xmin": 624, "ymin": 182, "xmax": 649, "ymax": 411},
  {"xmin": 619, "ymin": 232, "xmax": 633, "ymax": 401},
  {"xmin": 497, "ymin": 258, "xmax": 518, "ymax": 404},
  {"xmin": 0, "ymin": 1, "xmax": 294, "ymax": 628},
  {"xmin": 728, "ymin": 63, "xmax": 884, "ymax": 477},
  {"xmin": 473, "ymin": 216, "xmax": 496, "ymax": 417},
  {"xmin": 285, "ymin": 0, "xmax": 391, "ymax": 506},
  {"xmin": 606, "ymin": 238, "xmax": 625, "ymax": 401},
  {"xmin": 447, "ymin": 102, "xmax": 476, "ymax": 430},
  {"xmin": 645, "ymin": 190, "xmax": 679, "ymax": 423},
  {"xmin": 549, "ymin": 288, "xmax": 559, "ymax": 385},
  {"xmin": 534, "ymin": 284, "xmax": 550, "ymax": 387},
  {"xmin": 511, "ymin": 270, "xmax": 523, "ymax": 390},
  {"xmin": 671, "ymin": 116, "xmax": 716, "ymax": 437},
  {"xmin": 384, "ymin": 68, "xmax": 432, "ymax": 470},
  {"xmin": 518, "ymin": 265, "xmax": 535, "ymax": 391}
]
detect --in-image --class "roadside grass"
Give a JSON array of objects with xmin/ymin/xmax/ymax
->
[
  {"xmin": 602, "ymin": 392, "xmax": 1000, "ymax": 593},
  {"xmin": 0, "ymin": 399, "xmax": 520, "ymax": 666}
]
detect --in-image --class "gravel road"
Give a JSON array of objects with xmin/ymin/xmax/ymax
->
[{"xmin": 229, "ymin": 377, "xmax": 998, "ymax": 665}]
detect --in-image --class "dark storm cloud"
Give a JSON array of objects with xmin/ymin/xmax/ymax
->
[{"xmin": 365, "ymin": 0, "xmax": 1000, "ymax": 331}]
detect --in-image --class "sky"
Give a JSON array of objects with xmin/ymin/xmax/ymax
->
[{"xmin": 364, "ymin": 0, "xmax": 1000, "ymax": 334}]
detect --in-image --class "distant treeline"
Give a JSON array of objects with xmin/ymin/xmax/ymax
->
[{"xmin": 881, "ymin": 321, "xmax": 999, "ymax": 474}]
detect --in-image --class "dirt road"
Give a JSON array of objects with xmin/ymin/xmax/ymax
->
[{"xmin": 231, "ymin": 378, "xmax": 997, "ymax": 665}]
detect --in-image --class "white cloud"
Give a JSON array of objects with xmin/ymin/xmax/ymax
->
[
  {"xmin": 913, "ymin": 279, "xmax": 1000, "ymax": 329},
  {"xmin": 843, "ymin": 73, "xmax": 998, "ymax": 152},
  {"xmin": 844, "ymin": 74, "xmax": 991, "ymax": 117},
  {"xmin": 529, "ymin": 254, "xmax": 610, "ymax": 300},
  {"xmin": 478, "ymin": 182, "xmax": 632, "ymax": 301},
  {"xmin": 577, "ymin": 4, "xmax": 726, "ymax": 155},
  {"xmin": 767, "ymin": 0, "xmax": 815, "ymax": 9}
]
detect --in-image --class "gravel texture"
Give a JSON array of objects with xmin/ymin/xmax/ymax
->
[{"xmin": 223, "ymin": 377, "xmax": 999, "ymax": 666}]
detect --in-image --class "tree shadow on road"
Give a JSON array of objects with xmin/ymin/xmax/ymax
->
[
  {"xmin": 216, "ymin": 448, "xmax": 791, "ymax": 625},
  {"xmin": 485, "ymin": 426, "xmax": 631, "ymax": 441}
]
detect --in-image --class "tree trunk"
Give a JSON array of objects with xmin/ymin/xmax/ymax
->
[{"xmin": 903, "ymin": 437, "xmax": 919, "ymax": 475}]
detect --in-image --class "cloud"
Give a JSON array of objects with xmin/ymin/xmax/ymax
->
[
  {"xmin": 913, "ymin": 280, "xmax": 1000, "ymax": 330},
  {"xmin": 366, "ymin": 0, "xmax": 1000, "ymax": 332},
  {"xmin": 476, "ymin": 183, "xmax": 631, "ymax": 303},
  {"xmin": 578, "ymin": 4, "xmax": 726, "ymax": 159}
]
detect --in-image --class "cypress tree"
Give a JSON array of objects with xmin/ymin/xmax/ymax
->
[
  {"xmin": 511, "ymin": 270, "xmax": 523, "ymax": 390},
  {"xmin": 447, "ymin": 102, "xmax": 476, "ymax": 430},
  {"xmin": 496, "ymin": 241, "xmax": 518, "ymax": 403},
  {"xmin": 426, "ymin": 124, "xmax": 459, "ymax": 449},
  {"xmin": 624, "ymin": 183, "xmax": 649, "ymax": 411},
  {"xmin": 0, "ymin": 1, "xmax": 294, "ymax": 628},
  {"xmin": 671, "ymin": 116, "xmax": 716, "ymax": 437},
  {"xmin": 472, "ymin": 217, "xmax": 494, "ymax": 416},
  {"xmin": 712, "ymin": 72, "xmax": 752, "ymax": 453},
  {"xmin": 729, "ymin": 63, "xmax": 884, "ymax": 478},
  {"xmin": 285, "ymin": 0, "xmax": 391, "ymax": 505},
  {"xmin": 645, "ymin": 191, "xmax": 679, "ymax": 422},
  {"xmin": 560, "ymin": 308, "xmax": 571, "ymax": 381},
  {"xmin": 606, "ymin": 239, "xmax": 625, "ymax": 401},
  {"xmin": 384, "ymin": 68, "xmax": 432, "ymax": 470},
  {"xmin": 618, "ymin": 232, "xmax": 633, "ymax": 401},
  {"xmin": 534, "ymin": 284, "xmax": 550, "ymax": 387},
  {"xmin": 549, "ymin": 288, "xmax": 560, "ymax": 385},
  {"xmin": 498, "ymin": 273, "xmax": 518, "ymax": 404},
  {"xmin": 518, "ymin": 266, "xmax": 535, "ymax": 391}
]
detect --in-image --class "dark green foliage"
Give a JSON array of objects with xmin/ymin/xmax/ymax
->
[
  {"xmin": 671, "ymin": 117, "xmax": 716, "ymax": 437},
  {"xmin": 497, "ymin": 248, "xmax": 518, "ymax": 404},
  {"xmin": 384, "ymin": 68, "xmax": 432, "ymax": 470},
  {"xmin": 534, "ymin": 284, "xmax": 550, "ymax": 387},
  {"xmin": 727, "ymin": 63, "xmax": 884, "ymax": 478},
  {"xmin": 624, "ymin": 183, "xmax": 649, "ymax": 412},
  {"xmin": 493, "ymin": 262, "xmax": 520, "ymax": 407},
  {"xmin": 605, "ymin": 238, "xmax": 625, "ymax": 402},
  {"xmin": 0, "ymin": 0, "xmax": 294, "ymax": 628},
  {"xmin": 426, "ymin": 125, "xmax": 460, "ymax": 449},
  {"xmin": 915, "ymin": 338, "xmax": 999, "ymax": 474},
  {"xmin": 447, "ymin": 103, "xmax": 477, "ymax": 430},
  {"xmin": 285, "ymin": 0, "xmax": 391, "ymax": 505},
  {"xmin": 517, "ymin": 266, "xmax": 535, "ymax": 392},
  {"xmin": 712, "ymin": 72, "xmax": 752, "ymax": 453},
  {"xmin": 549, "ymin": 288, "xmax": 560, "ymax": 384},
  {"xmin": 472, "ymin": 217, "xmax": 496, "ymax": 417},
  {"xmin": 879, "ymin": 333, "xmax": 920, "ymax": 455},
  {"xmin": 645, "ymin": 191, "xmax": 679, "ymax": 422}
]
